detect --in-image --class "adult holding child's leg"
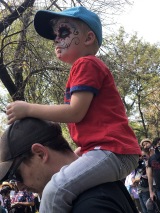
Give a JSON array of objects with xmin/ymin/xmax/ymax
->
[
  {"xmin": 0, "ymin": 118, "xmax": 138, "ymax": 213},
  {"xmin": 6, "ymin": 6, "xmax": 141, "ymax": 212}
]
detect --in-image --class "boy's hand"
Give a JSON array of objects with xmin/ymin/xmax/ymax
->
[{"xmin": 6, "ymin": 101, "xmax": 30, "ymax": 124}]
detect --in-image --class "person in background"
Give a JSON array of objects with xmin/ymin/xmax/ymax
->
[
  {"xmin": 126, "ymin": 170, "xmax": 142, "ymax": 213},
  {"xmin": 0, "ymin": 182, "xmax": 12, "ymax": 213},
  {"xmin": 0, "ymin": 118, "xmax": 138, "ymax": 213},
  {"xmin": 125, "ymin": 172, "xmax": 133, "ymax": 195},
  {"xmin": 32, "ymin": 193, "xmax": 40, "ymax": 213},
  {"xmin": 140, "ymin": 138, "xmax": 155, "ymax": 157},
  {"xmin": 131, "ymin": 152, "xmax": 155, "ymax": 213},
  {"xmin": 6, "ymin": 6, "xmax": 141, "ymax": 212},
  {"xmin": 8, "ymin": 180, "xmax": 18, "ymax": 206},
  {"xmin": 0, "ymin": 200, "xmax": 6, "ymax": 213},
  {"xmin": 140, "ymin": 148, "xmax": 157, "ymax": 213},
  {"xmin": 0, "ymin": 190, "xmax": 4, "ymax": 208},
  {"xmin": 147, "ymin": 137, "xmax": 160, "ymax": 206},
  {"xmin": 10, "ymin": 182, "xmax": 34, "ymax": 213},
  {"xmin": 125, "ymin": 171, "xmax": 142, "ymax": 212},
  {"xmin": 140, "ymin": 139, "xmax": 152, "ymax": 150}
]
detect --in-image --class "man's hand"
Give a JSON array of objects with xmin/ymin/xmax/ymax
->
[
  {"xmin": 11, "ymin": 202, "xmax": 21, "ymax": 207},
  {"xmin": 6, "ymin": 101, "xmax": 30, "ymax": 124},
  {"xmin": 150, "ymin": 191, "xmax": 156, "ymax": 201}
]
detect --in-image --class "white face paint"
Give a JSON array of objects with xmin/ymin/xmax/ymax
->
[
  {"xmin": 53, "ymin": 18, "xmax": 86, "ymax": 64},
  {"xmin": 53, "ymin": 20, "xmax": 80, "ymax": 48}
]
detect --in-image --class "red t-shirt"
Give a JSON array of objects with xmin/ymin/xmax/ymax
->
[{"xmin": 64, "ymin": 55, "xmax": 141, "ymax": 155}]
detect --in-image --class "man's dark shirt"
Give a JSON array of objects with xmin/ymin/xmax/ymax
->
[
  {"xmin": 148, "ymin": 154, "xmax": 160, "ymax": 190},
  {"xmin": 72, "ymin": 181, "xmax": 138, "ymax": 213}
]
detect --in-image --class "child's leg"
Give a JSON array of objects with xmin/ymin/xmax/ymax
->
[{"xmin": 39, "ymin": 150, "xmax": 138, "ymax": 213}]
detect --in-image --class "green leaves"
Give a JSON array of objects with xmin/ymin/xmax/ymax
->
[{"xmin": 102, "ymin": 27, "xmax": 160, "ymax": 139}]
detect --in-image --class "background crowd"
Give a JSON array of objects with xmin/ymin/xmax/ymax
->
[
  {"xmin": 125, "ymin": 137, "xmax": 160, "ymax": 213},
  {"xmin": 0, "ymin": 137, "xmax": 160, "ymax": 213},
  {"xmin": 0, "ymin": 180, "xmax": 40, "ymax": 213}
]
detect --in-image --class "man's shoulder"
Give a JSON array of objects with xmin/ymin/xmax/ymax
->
[
  {"xmin": 71, "ymin": 181, "xmax": 138, "ymax": 213},
  {"xmin": 149, "ymin": 154, "xmax": 157, "ymax": 162}
]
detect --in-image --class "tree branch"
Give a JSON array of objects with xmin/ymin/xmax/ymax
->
[{"xmin": 0, "ymin": 0, "xmax": 36, "ymax": 34}]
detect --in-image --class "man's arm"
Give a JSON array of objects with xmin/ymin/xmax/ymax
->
[
  {"xmin": 12, "ymin": 201, "xmax": 34, "ymax": 207},
  {"xmin": 146, "ymin": 166, "xmax": 156, "ymax": 201}
]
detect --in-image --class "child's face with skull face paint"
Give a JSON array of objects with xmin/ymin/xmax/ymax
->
[{"xmin": 52, "ymin": 18, "xmax": 87, "ymax": 64}]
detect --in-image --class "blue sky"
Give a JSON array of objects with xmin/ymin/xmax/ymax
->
[{"xmin": 115, "ymin": 0, "xmax": 160, "ymax": 44}]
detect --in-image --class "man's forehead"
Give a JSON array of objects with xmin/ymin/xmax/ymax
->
[{"xmin": 143, "ymin": 141, "xmax": 150, "ymax": 144}]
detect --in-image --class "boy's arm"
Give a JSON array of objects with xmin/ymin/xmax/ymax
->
[{"xmin": 6, "ymin": 91, "xmax": 93, "ymax": 124}]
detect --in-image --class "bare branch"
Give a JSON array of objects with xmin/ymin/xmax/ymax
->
[
  {"xmin": 0, "ymin": 0, "xmax": 36, "ymax": 34},
  {"xmin": 0, "ymin": 0, "xmax": 13, "ymax": 13}
]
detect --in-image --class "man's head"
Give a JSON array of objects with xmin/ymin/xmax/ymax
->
[
  {"xmin": 140, "ymin": 138, "xmax": 152, "ymax": 149},
  {"xmin": 152, "ymin": 137, "xmax": 160, "ymax": 148},
  {"xmin": 152, "ymin": 137, "xmax": 160, "ymax": 159},
  {"xmin": 0, "ymin": 118, "xmax": 75, "ymax": 194},
  {"xmin": 0, "ymin": 181, "xmax": 12, "ymax": 197},
  {"xmin": 1, "ymin": 181, "xmax": 12, "ymax": 189}
]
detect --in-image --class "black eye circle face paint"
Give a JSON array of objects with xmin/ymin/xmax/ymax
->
[
  {"xmin": 58, "ymin": 26, "xmax": 71, "ymax": 39},
  {"xmin": 53, "ymin": 20, "xmax": 81, "ymax": 49}
]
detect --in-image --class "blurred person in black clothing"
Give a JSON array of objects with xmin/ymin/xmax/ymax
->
[{"xmin": 147, "ymin": 137, "xmax": 160, "ymax": 205}]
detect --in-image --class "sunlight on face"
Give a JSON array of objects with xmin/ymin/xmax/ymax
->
[
  {"xmin": 18, "ymin": 159, "xmax": 45, "ymax": 194},
  {"xmin": 143, "ymin": 141, "xmax": 151, "ymax": 149}
]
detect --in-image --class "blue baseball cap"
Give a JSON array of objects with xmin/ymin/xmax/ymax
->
[{"xmin": 34, "ymin": 6, "xmax": 102, "ymax": 46}]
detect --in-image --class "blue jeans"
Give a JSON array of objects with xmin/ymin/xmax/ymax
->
[
  {"xmin": 156, "ymin": 190, "xmax": 160, "ymax": 200},
  {"xmin": 40, "ymin": 150, "xmax": 139, "ymax": 213},
  {"xmin": 139, "ymin": 191, "xmax": 150, "ymax": 213}
]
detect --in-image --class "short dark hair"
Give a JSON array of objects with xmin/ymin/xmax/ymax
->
[
  {"xmin": 43, "ymin": 123, "xmax": 73, "ymax": 153},
  {"xmin": 0, "ymin": 186, "xmax": 11, "ymax": 195},
  {"xmin": 0, "ymin": 118, "xmax": 73, "ymax": 182},
  {"xmin": 152, "ymin": 137, "xmax": 160, "ymax": 147},
  {"xmin": 23, "ymin": 130, "xmax": 73, "ymax": 162},
  {"xmin": 18, "ymin": 123, "xmax": 73, "ymax": 164}
]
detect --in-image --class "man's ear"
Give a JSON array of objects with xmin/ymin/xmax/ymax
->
[
  {"xmin": 31, "ymin": 143, "xmax": 48, "ymax": 162},
  {"xmin": 84, "ymin": 31, "xmax": 96, "ymax": 45}
]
